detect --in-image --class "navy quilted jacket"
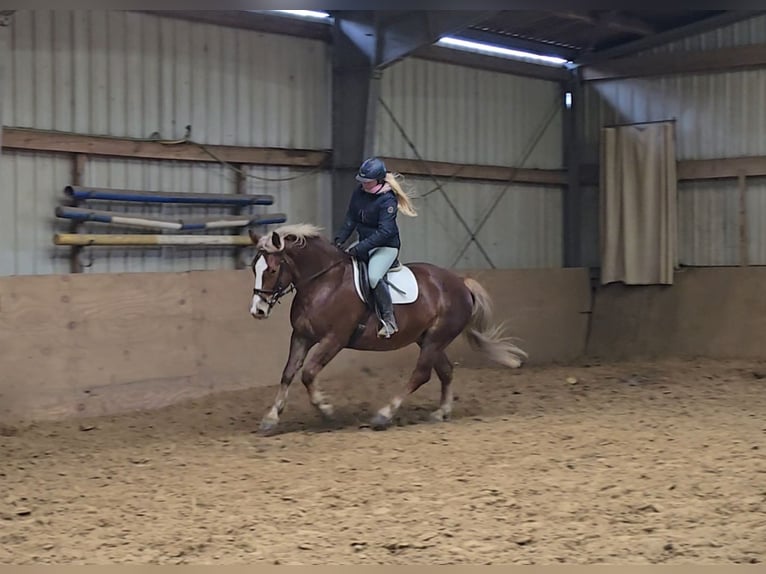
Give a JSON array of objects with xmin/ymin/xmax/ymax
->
[{"xmin": 334, "ymin": 185, "xmax": 400, "ymax": 259}]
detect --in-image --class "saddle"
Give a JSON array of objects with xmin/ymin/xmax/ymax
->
[
  {"xmin": 355, "ymin": 257, "xmax": 403, "ymax": 310},
  {"xmin": 348, "ymin": 256, "xmax": 417, "ymax": 347}
]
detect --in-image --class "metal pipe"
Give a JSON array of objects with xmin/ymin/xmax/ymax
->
[
  {"xmin": 53, "ymin": 234, "xmax": 256, "ymax": 246},
  {"xmin": 64, "ymin": 185, "xmax": 274, "ymax": 206}
]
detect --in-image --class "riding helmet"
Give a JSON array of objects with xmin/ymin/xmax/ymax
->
[{"xmin": 355, "ymin": 157, "xmax": 387, "ymax": 182}]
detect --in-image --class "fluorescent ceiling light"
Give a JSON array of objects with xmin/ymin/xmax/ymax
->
[
  {"xmin": 437, "ymin": 36, "xmax": 570, "ymax": 67},
  {"xmin": 265, "ymin": 11, "xmax": 570, "ymax": 67},
  {"xmin": 270, "ymin": 10, "xmax": 331, "ymax": 20}
]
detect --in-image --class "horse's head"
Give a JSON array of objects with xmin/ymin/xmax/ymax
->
[
  {"xmin": 247, "ymin": 229, "xmax": 296, "ymax": 319},
  {"xmin": 247, "ymin": 223, "xmax": 329, "ymax": 319}
]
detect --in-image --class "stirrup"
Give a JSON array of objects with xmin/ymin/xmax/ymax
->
[{"xmin": 377, "ymin": 320, "xmax": 398, "ymax": 338}]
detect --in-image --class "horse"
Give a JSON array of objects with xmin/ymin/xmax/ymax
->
[{"xmin": 247, "ymin": 223, "xmax": 527, "ymax": 434}]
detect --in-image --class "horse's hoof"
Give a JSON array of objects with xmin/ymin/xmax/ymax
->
[
  {"xmin": 259, "ymin": 418, "xmax": 278, "ymax": 435},
  {"xmin": 370, "ymin": 413, "xmax": 392, "ymax": 430},
  {"xmin": 429, "ymin": 410, "xmax": 449, "ymax": 423},
  {"xmin": 318, "ymin": 405, "xmax": 335, "ymax": 421}
]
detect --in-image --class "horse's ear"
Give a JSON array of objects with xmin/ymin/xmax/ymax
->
[
  {"xmin": 271, "ymin": 231, "xmax": 282, "ymax": 251},
  {"xmin": 248, "ymin": 228, "xmax": 261, "ymax": 244}
]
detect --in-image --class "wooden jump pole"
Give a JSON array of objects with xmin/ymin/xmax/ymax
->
[{"xmin": 55, "ymin": 206, "xmax": 287, "ymax": 231}]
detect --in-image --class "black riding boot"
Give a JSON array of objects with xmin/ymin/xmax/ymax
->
[{"xmin": 373, "ymin": 281, "xmax": 398, "ymax": 338}]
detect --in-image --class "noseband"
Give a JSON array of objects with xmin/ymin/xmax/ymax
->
[{"xmin": 251, "ymin": 249, "xmax": 344, "ymax": 310}]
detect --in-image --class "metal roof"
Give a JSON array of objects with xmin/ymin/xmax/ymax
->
[
  {"xmin": 146, "ymin": 10, "xmax": 763, "ymax": 66},
  {"xmin": 463, "ymin": 11, "xmax": 742, "ymax": 61}
]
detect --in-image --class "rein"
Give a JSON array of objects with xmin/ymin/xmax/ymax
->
[{"xmin": 252, "ymin": 250, "xmax": 345, "ymax": 310}]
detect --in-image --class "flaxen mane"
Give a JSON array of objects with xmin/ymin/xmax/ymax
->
[{"xmin": 256, "ymin": 223, "xmax": 324, "ymax": 252}]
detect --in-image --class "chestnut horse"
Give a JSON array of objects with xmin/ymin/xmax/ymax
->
[{"xmin": 248, "ymin": 223, "xmax": 527, "ymax": 434}]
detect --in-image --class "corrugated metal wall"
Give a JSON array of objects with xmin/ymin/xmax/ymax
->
[
  {"xmin": 2, "ymin": 11, "xmax": 568, "ymax": 275},
  {"xmin": 0, "ymin": 10, "xmax": 331, "ymax": 276},
  {"xmin": 0, "ymin": 22, "xmax": 12, "ymax": 275},
  {"xmin": 396, "ymin": 177, "xmax": 563, "ymax": 269},
  {"xmin": 580, "ymin": 13, "xmax": 766, "ymax": 267},
  {"xmin": 375, "ymin": 57, "xmax": 565, "ymax": 269},
  {"xmin": 5, "ymin": 11, "xmax": 765, "ymax": 275}
]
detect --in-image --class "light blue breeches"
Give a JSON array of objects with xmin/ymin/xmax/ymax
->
[{"xmin": 367, "ymin": 246, "xmax": 399, "ymax": 289}]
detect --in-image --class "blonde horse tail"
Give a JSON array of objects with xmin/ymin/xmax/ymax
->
[{"xmin": 462, "ymin": 277, "xmax": 528, "ymax": 369}]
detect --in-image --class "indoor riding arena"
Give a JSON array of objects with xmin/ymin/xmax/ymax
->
[{"xmin": 2, "ymin": 9, "xmax": 766, "ymax": 566}]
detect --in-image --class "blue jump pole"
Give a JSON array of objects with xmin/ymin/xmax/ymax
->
[{"xmin": 64, "ymin": 185, "xmax": 274, "ymax": 206}]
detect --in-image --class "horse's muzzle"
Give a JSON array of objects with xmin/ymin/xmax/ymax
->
[{"xmin": 250, "ymin": 295, "xmax": 271, "ymax": 319}]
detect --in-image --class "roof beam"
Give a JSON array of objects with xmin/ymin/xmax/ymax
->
[
  {"xmin": 372, "ymin": 10, "xmax": 502, "ymax": 69},
  {"xmin": 580, "ymin": 42, "xmax": 766, "ymax": 81},
  {"xmin": 412, "ymin": 44, "xmax": 570, "ymax": 82},
  {"xmin": 554, "ymin": 10, "xmax": 656, "ymax": 37},
  {"xmin": 327, "ymin": 10, "xmax": 503, "ymax": 69},
  {"xmin": 575, "ymin": 10, "xmax": 764, "ymax": 64},
  {"xmin": 143, "ymin": 10, "xmax": 331, "ymax": 41},
  {"xmin": 453, "ymin": 28, "xmax": 579, "ymax": 61}
]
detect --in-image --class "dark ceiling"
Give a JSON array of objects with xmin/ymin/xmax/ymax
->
[
  {"xmin": 463, "ymin": 10, "xmax": 735, "ymax": 61},
  {"xmin": 392, "ymin": 10, "xmax": 761, "ymax": 63},
  {"xmin": 147, "ymin": 10, "xmax": 762, "ymax": 66}
]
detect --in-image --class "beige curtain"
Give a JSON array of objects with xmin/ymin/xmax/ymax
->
[{"xmin": 600, "ymin": 121, "xmax": 678, "ymax": 285}]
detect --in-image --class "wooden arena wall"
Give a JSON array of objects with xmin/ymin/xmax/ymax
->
[
  {"xmin": 0, "ymin": 267, "xmax": 591, "ymax": 423},
  {"xmin": 587, "ymin": 267, "xmax": 766, "ymax": 361}
]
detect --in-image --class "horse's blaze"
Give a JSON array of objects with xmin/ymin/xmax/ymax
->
[{"xmin": 250, "ymin": 255, "xmax": 270, "ymax": 318}]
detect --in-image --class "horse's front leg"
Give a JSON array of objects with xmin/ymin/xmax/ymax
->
[
  {"xmin": 300, "ymin": 334, "xmax": 345, "ymax": 421},
  {"xmin": 260, "ymin": 331, "xmax": 313, "ymax": 434}
]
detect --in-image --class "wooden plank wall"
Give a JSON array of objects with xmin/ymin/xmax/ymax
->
[
  {"xmin": 0, "ymin": 267, "xmax": 592, "ymax": 424},
  {"xmin": 6, "ymin": 127, "xmax": 766, "ymax": 187},
  {"xmin": 587, "ymin": 267, "xmax": 766, "ymax": 361}
]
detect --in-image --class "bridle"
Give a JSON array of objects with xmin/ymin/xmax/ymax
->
[
  {"xmin": 252, "ymin": 249, "xmax": 292, "ymax": 310},
  {"xmin": 251, "ymin": 248, "xmax": 345, "ymax": 310}
]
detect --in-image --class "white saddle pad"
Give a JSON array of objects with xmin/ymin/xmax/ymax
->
[{"xmin": 352, "ymin": 259, "xmax": 419, "ymax": 304}]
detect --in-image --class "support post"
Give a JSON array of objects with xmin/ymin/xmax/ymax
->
[
  {"xmin": 69, "ymin": 154, "xmax": 87, "ymax": 273},
  {"xmin": 0, "ymin": 15, "xmax": 11, "ymax": 275},
  {"xmin": 329, "ymin": 10, "xmax": 491, "ymax": 237},
  {"xmin": 233, "ymin": 167, "xmax": 247, "ymax": 269},
  {"xmin": 562, "ymin": 73, "xmax": 583, "ymax": 268},
  {"xmin": 739, "ymin": 171, "xmax": 749, "ymax": 267},
  {"xmin": 330, "ymin": 12, "xmax": 377, "ymax": 237}
]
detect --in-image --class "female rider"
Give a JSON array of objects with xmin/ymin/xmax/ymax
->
[{"xmin": 333, "ymin": 157, "xmax": 417, "ymax": 338}]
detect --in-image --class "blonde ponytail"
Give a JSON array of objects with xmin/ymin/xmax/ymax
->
[{"xmin": 384, "ymin": 172, "xmax": 417, "ymax": 217}]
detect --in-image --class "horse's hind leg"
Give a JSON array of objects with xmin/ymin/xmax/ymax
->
[
  {"xmin": 429, "ymin": 350, "xmax": 454, "ymax": 423},
  {"xmin": 370, "ymin": 341, "xmax": 438, "ymax": 430}
]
